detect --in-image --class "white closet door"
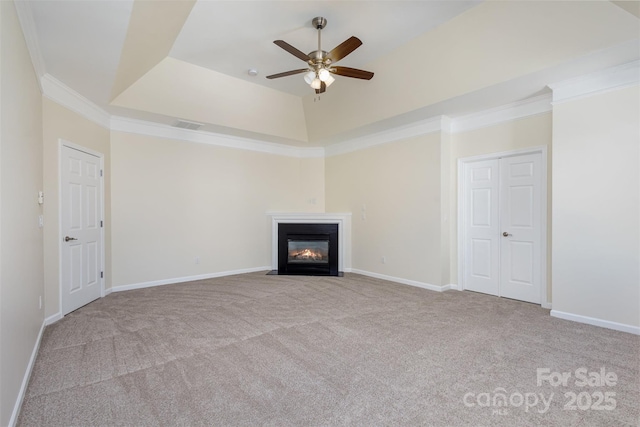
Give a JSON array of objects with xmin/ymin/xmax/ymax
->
[
  {"xmin": 462, "ymin": 152, "xmax": 542, "ymax": 304},
  {"xmin": 463, "ymin": 159, "xmax": 500, "ymax": 296},
  {"xmin": 499, "ymin": 153, "xmax": 542, "ymax": 304}
]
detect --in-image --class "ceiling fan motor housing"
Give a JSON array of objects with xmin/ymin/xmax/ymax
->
[{"xmin": 308, "ymin": 51, "xmax": 330, "ymax": 64}]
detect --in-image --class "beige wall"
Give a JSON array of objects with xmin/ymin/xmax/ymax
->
[
  {"xmin": 552, "ymin": 85, "xmax": 639, "ymax": 327},
  {"xmin": 324, "ymin": 114, "xmax": 553, "ymax": 291},
  {"xmin": 0, "ymin": 2, "xmax": 44, "ymax": 425},
  {"xmin": 42, "ymin": 98, "xmax": 111, "ymax": 318},
  {"xmin": 325, "ymin": 133, "xmax": 445, "ymax": 286},
  {"xmin": 110, "ymin": 131, "xmax": 324, "ymax": 287},
  {"xmin": 450, "ymin": 113, "xmax": 553, "ymax": 297}
]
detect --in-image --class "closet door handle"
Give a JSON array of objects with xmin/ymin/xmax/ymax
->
[{"xmin": 502, "ymin": 232, "xmax": 511, "ymax": 237}]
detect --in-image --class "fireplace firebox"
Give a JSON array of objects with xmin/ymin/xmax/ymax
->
[{"xmin": 277, "ymin": 223, "xmax": 339, "ymax": 276}]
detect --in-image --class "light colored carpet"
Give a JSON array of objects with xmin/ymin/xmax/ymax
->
[{"xmin": 18, "ymin": 272, "xmax": 640, "ymax": 426}]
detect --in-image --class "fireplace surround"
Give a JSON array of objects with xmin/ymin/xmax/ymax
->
[
  {"xmin": 278, "ymin": 223, "xmax": 338, "ymax": 276},
  {"xmin": 268, "ymin": 213, "xmax": 351, "ymax": 276}
]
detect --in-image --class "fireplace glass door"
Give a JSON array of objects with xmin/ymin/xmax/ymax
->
[{"xmin": 288, "ymin": 240, "xmax": 329, "ymax": 264}]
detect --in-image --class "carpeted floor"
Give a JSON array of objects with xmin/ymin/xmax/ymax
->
[{"xmin": 17, "ymin": 272, "xmax": 640, "ymax": 426}]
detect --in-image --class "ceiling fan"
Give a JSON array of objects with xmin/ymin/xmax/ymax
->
[{"xmin": 266, "ymin": 17, "xmax": 374, "ymax": 94}]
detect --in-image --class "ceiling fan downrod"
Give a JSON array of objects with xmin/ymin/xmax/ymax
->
[{"xmin": 313, "ymin": 17, "xmax": 326, "ymax": 62}]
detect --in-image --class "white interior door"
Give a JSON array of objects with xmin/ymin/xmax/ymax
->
[
  {"xmin": 463, "ymin": 159, "xmax": 500, "ymax": 296},
  {"xmin": 500, "ymin": 154, "xmax": 541, "ymax": 303},
  {"xmin": 61, "ymin": 145, "xmax": 103, "ymax": 315},
  {"xmin": 462, "ymin": 152, "xmax": 543, "ymax": 304}
]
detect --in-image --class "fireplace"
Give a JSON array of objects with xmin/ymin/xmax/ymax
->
[{"xmin": 277, "ymin": 223, "xmax": 339, "ymax": 276}]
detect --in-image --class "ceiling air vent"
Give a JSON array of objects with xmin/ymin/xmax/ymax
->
[{"xmin": 173, "ymin": 120, "xmax": 203, "ymax": 131}]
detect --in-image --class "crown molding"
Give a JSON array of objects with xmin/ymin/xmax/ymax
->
[
  {"xmin": 451, "ymin": 94, "xmax": 552, "ymax": 133},
  {"xmin": 548, "ymin": 60, "xmax": 640, "ymax": 104},
  {"xmin": 13, "ymin": 0, "xmax": 46, "ymax": 85},
  {"xmin": 323, "ymin": 94, "xmax": 552, "ymax": 156},
  {"xmin": 39, "ymin": 67, "xmax": 565, "ymax": 158},
  {"xmin": 324, "ymin": 116, "xmax": 446, "ymax": 157},
  {"xmin": 41, "ymin": 74, "xmax": 111, "ymax": 129},
  {"xmin": 40, "ymin": 72, "xmax": 554, "ymax": 158},
  {"xmin": 40, "ymin": 72, "xmax": 322, "ymax": 157},
  {"xmin": 110, "ymin": 116, "xmax": 325, "ymax": 158}
]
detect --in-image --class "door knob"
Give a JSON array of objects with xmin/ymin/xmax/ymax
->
[
  {"xmin": 64, "ymin": 236, "xmax": 78, "ymax": 242},
  {"xmin": 502, "ymin": 232, "xmax": 511, "ymax": 237}
]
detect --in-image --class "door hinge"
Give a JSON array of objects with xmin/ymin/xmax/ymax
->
[
  {"xmin": 100, "ymin": 169, "xmax": 103, "ymax": 177},
  {"xmin": 100, "ymin": 220, "xmax": 103, "ymax": 228},
  {"xmin": 100, "ymin": 271, "xmax": 104, "ymax": 278}
]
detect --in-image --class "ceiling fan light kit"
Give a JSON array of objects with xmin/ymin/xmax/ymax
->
[
  {"xmin": 303, "ymin": 70, "xmax": 316, "ymax": 84},
  {"xmin": 323, "ymin": 74, "xmax": 336, "ymax": 86},
  {"xmin": 266, "ymin": 16, "xmax": 374, "ymax": 94},
  {"xmin": 317, "ymin": 68, "xmax": 330, "ymax": 81}
]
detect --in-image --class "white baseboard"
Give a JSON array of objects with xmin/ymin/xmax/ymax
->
[
  {"xmin": 350, "ymin": 269, "xmax": 449, "ymax": 292},
  {"xmin": 9, "ymin": 319, "xmax": 46, "ymax": 427},
  {"xmin": 44, "ymin": 312, "xmax": 62, "ymax": 325},
  {"xmin": 104, "ymin": 287, "xmax": 113, "ymax": 296},
  {"xmin": 110, "ymin": 266, "xmax": 272, "ymax": 293},
  {"xmin": 541, "ymin": 301, "xmax": 552, "ymax": 310},
  {"xmin": 551, "ymin": 310, "xmax": 640, "ymax": 335},
  {"xmin": 444, "ymin": 283, "xmax": 459, "ymax": 291}
]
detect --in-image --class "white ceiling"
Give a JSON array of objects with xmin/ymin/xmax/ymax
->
[
  {"xmin": 18, "ymin": 0, "xmax": 640, "ymax": 147},
  {"xmin": 27, "ymin": 0, "xmax": 480, "ymax": 105},
  {"xmin": 30, "ymin": 0, "xmax": 135, "ymax": 106},
  {"xmin": 170, "ymin": 1, "xmax": 481, "ymax": 96}
]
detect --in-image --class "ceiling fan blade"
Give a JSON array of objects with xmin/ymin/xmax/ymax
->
[
  {"xmin": 273, "ymin": 40, "xmax": 310, "ymax": 62},
  {"xmin": 266, "ymin": 69, "xmax": 308, "ymax": 79},
  {"xmin": 331, "ymin": 66, "xmax": 374, "ymax": 80},
  {"xmin": 315, "ymin": 81, "xmax": 326, "ymax": 94},
  {"xmin": 327, "ymin": 36, "xmax": 362, "ymax": 63}
]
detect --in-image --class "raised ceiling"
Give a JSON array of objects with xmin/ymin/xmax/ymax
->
[{"xmin": 18, "ymin": 1, "xmax": 640, "ymax": 147}]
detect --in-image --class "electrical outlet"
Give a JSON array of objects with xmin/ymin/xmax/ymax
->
[
  {"xmin": 195, "ymin": 256, "xmax": 200, "ymax": 265},
  {"xmin": 381, "ymin": 256, "xmax": 386, "ymax": 264}
]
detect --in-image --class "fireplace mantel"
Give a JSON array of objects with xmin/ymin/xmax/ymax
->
[{"xmin": 267, "ymin": 213, "xmax": 352, "ymax": 273}]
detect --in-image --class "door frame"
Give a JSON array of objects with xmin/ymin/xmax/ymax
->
[
  {"xmin": 457, "ymin": 146, "xmax": 549, "ymax": 308},
  {"xmin": 58, "ymin": 139, "xmax": 106, "ymax": 316}
]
